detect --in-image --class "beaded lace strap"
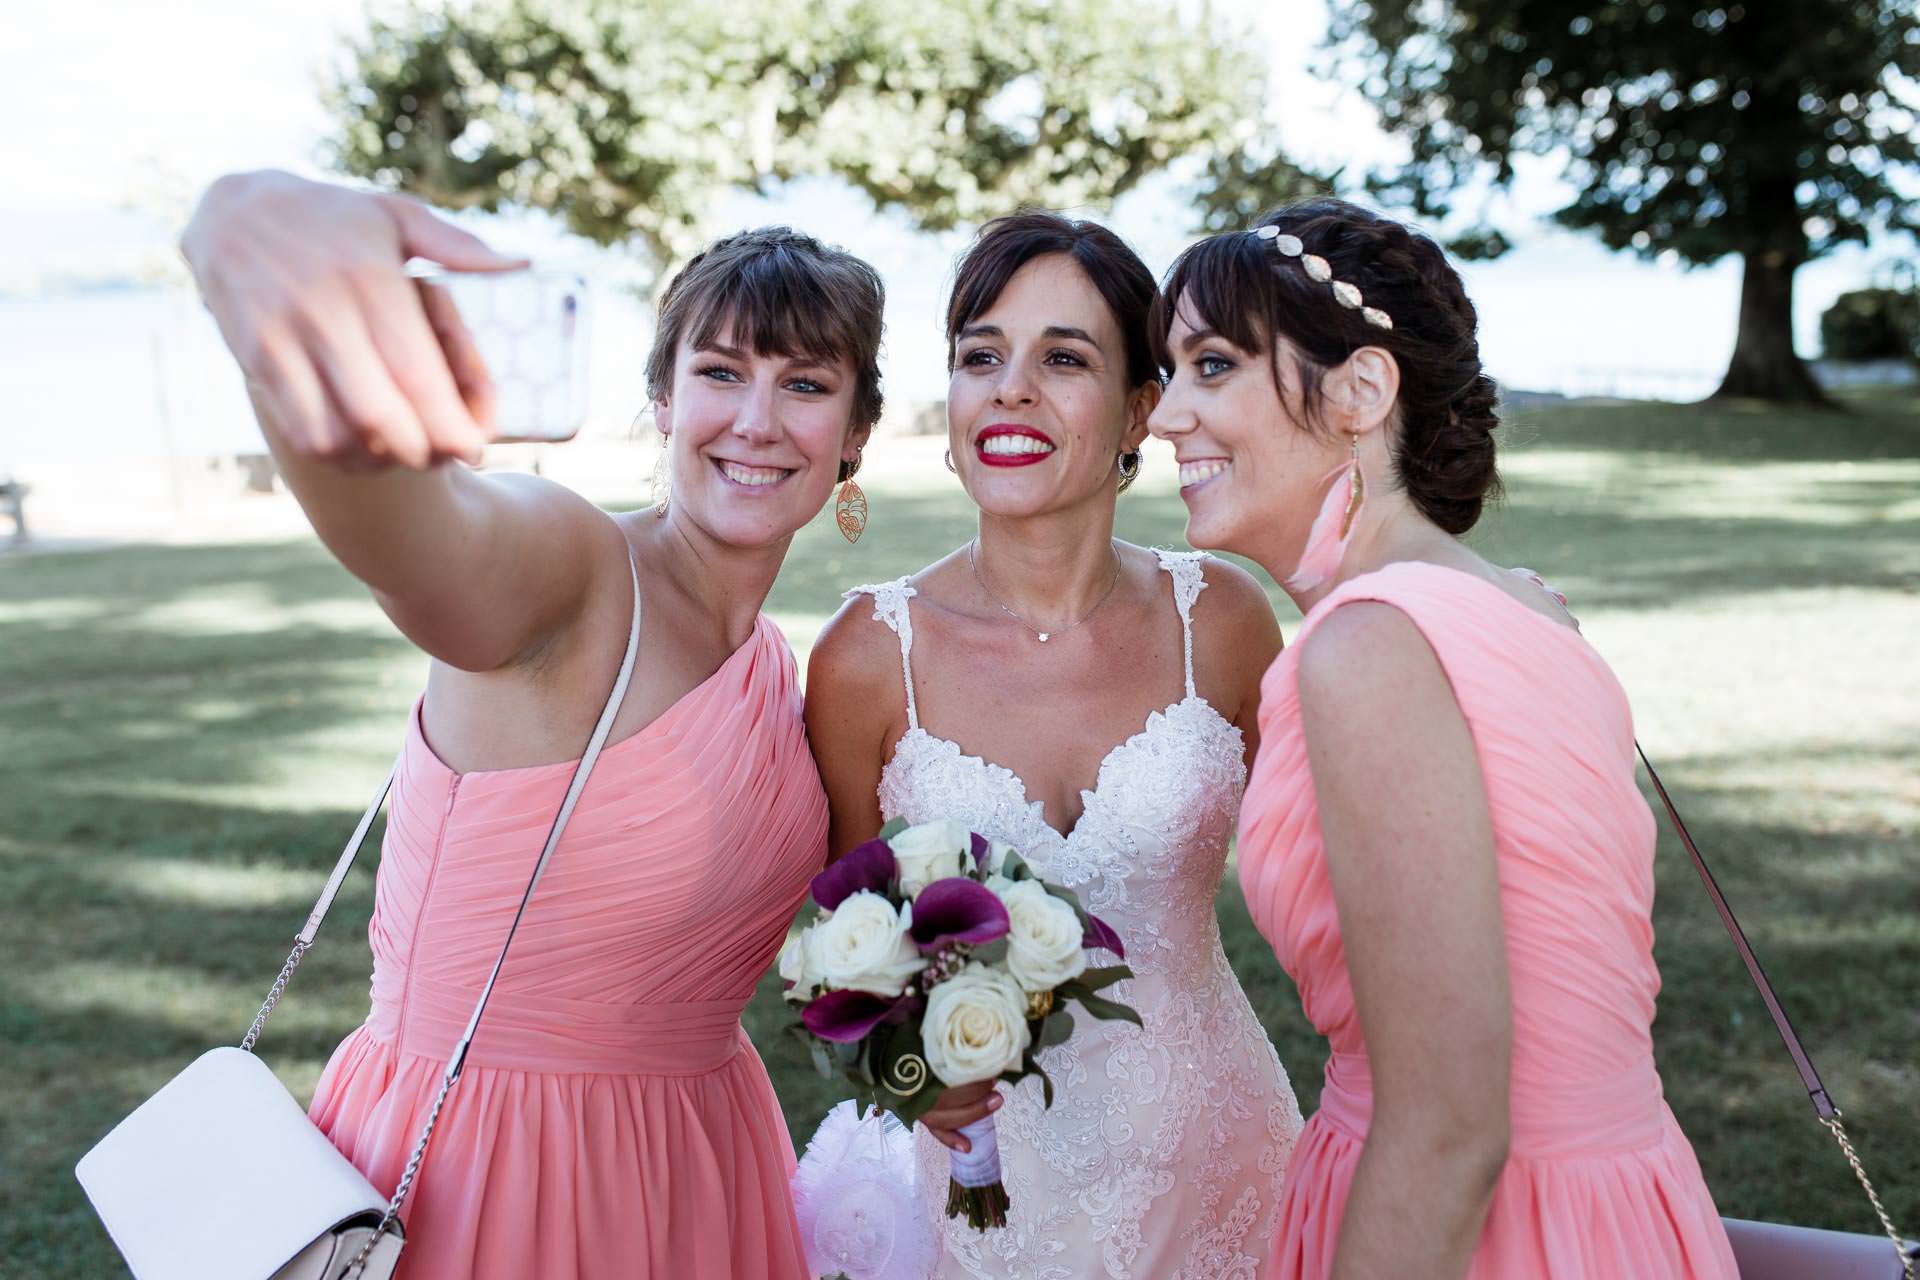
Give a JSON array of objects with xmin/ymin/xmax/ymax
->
[
  {"xmin": 847, "ymin": 578, "xmax": 920, "ymax": 731},
  {"xmin": 1153, "ymin": 548, "xmax": 1209, "ymax": 700}
]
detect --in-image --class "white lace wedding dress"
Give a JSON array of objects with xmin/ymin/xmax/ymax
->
[{"xmin": 848, "ymin": 549, "xmax": 1303, "ymax": 1280}]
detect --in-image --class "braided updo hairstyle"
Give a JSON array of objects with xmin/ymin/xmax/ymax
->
[{"xmin": 1154, "ymin": 197, "xmax": 1501, "ymax": 534}]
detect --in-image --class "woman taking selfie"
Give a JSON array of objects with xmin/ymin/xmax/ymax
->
[
  {"xmin": 1149, "ymin": 197, "xmax": 1737, "ymax": 1278},
  {"xmin": 808, "ymin": 211, "xmax": 1302, "ymax": 1279},
  {"xmin": 181, "ymin": 171, "xmax": 885, "ymax": 1279}
]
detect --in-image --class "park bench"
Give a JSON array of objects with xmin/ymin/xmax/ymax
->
[{"xmin": 0, "ymin": 476, "xmax": 26, "ymax": 544}]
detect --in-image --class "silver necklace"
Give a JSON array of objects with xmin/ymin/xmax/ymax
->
[{"xmin": 967, "ymin": 538, "xmax": 1123, "ymax": 643}]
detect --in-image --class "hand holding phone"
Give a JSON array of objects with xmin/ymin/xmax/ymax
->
[
  {"xmin": 413, "ymin": 268, "xmax": 592, "ymax": 444},
  {"xmin": 183, "ymin": 171, "xmax": 528, "ymax": 469}
]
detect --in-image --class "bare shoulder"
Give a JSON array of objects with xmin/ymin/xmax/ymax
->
[
  {"xmin": 1296, "ymin": 600, "xmax": 1443, "ymax": 707},
  {"xmin": 1191, "ymin": 554, "xmax": 1284, "ymax": 663},
  {"xmin": 807, "ymin": 587, "xmax": 908, "ymax": 711},
  {"xmin": 1195, "ymin": 555, "xmax": 1278, "ymax": 624}
]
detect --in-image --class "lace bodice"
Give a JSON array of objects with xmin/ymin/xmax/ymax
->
[{"xmin": 848, "ymin": 549, "xmax": 1303, "ymax": 1280}]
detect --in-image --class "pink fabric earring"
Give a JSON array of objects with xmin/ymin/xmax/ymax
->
[{"xmin": 1285, "ymin": 433, "xmax": 1365, "ymax": 593}]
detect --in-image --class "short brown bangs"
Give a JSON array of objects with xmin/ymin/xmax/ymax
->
[
  {"xmin": 645, "ymin": 225, "xmax": 886, "ymax": 431},
  {"xmin": 680, "ymin": 256, "xmax": 864, "ymax": 374},
  {"xmin": 1152, "ymin": 231, "xmax": 1283, "ymax": 374}
]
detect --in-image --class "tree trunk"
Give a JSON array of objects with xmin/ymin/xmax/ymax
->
[{"xmin": 1711, "ymin": 248, "xmax": 1831, "ymax": 405}]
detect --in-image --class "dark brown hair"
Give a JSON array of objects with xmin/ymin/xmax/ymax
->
[
  {"xmin": 645, "ymin": 226, "xmax": 885, "ymax": 481},
  {"xmin": 1154, "ymin": 197, "xmax": 1501, "ymax": 534},
  {"xmin": 946, "ymin": 210, "xmax": 1160, "ymax": 489}
]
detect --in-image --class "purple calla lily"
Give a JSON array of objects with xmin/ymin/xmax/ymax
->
[
  {"xmin": 969, "ymin": 832, "xmax": 991, "ymax": 877},
  {"xmin": 802, "ymin": 987, "xmax": 907, "ymax": 1043},
  {"xmin": 810, "ymin": 838, "xmax": 897, "ymax": 911},
  {"xmin": 1083, "ymin": 912, "xmax": 1125, "ymax": 958},
  {"xmin": 908, "ymin": 877, "xmax": 1010, "ymax": 953}
]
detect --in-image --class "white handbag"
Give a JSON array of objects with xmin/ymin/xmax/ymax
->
[{"xmin": 76, "ymin": 557, "xmax": 642, "ymax": 1280}]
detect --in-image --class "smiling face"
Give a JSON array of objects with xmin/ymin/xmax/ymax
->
[
  {"xmin": 1149, "ymin": 294, "xmax": 1347, "ymax": 571},
  {"xmin": 946, "ymin": 254, "xmax": 1152, "ymax": 519},
  {"xmin": 654, "ymin": 325, "xmax": 865, "ymax": 550}
]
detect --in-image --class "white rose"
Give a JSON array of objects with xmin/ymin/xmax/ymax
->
[
  {"xmin": 922, "ymin": 964, "xmax": 1032, "ymax": 1085},
  {"xmin": 889, "ymin": 819, "xmax": 975, "ymax": 897},
  {"xmin": 811, "ymin": 891, "xmax": 927, "ymax": 998},
  {"xmin": 1000, "ymin": 880, "xmax": 1088, "ymax": 993},
  {"xmin": 778, "ymin": 928, "xmax": 821, "ymax": 1002}
]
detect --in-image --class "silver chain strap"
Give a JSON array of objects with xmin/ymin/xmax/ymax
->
[
  {"xmin": 239, "ymin": 940, "xmax": 309, "ymax": 1053},
  {"xmin": 1821, "ymin": 1114, "xmax": 1917, "ymax": 1279},
  {"xmin": 341, "ymin": 1070, "xmax": 459, "ymax": 1277}
]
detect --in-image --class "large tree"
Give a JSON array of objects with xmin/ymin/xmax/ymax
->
[
  {"xmin": 326, "ymin": 0, "xmax": 1293, "ymax": 285},
  {"xmin": 1313, "ymin": 0, "xmax": 1919, "ymax": 403}
]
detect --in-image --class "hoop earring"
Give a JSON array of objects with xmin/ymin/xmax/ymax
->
[
  {"xmin": 651, "ymin": 435, "xmax": 671, "ymax": 518},
  {"xmin": 1286, "ymin": 432, "xmax": 1364, "ymax": 593},
  {"xmin": 835, "ymin": 475, "xmax": 868, "ymax": 543},
  {"xmin": 1116, "ymin": 450, "xmax": 1142, "ymax": 491},
  {"xmin": 944, "ymin": 449, "xmax": 957, "ymax": 474}
]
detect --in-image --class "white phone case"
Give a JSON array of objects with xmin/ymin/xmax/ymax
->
[{"xmin": 420, "ymin": 268, "xmax": 591, "ymax": 442}]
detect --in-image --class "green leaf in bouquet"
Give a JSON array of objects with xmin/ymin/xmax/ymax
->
[
  {"xmin": 1038, "ymin": 1010, "xmax": 1074, "ymax": 1048},
  {"xmin": 808, "ymin": 1035, "xmax": 836, "ymax": 1080},
  {"xmin": 867, "ymin": 1019, "xmax": 944, "ymax": 1130},
  {"xmin": 877, "ymin": 816, "xmax": 911, "ymax": 841},
  {"xmin": 885, "ymin": 1070, "xmax": 946, "ymax": 1130},
  {"xmin": 1043, "ymin": 882, "xmax": 1096, "ymax": 932},
  {"xmin": 1072, "ymin": 989, "xmax": 1144, "ymax": 1027},
  {"xmin": 995, "ymin": 849, "xmax": 1034, "ymax": 881},
  {"xmin": 1074, "ymin": 964, "xmax": 1132, "ymax": 993},
  {"xmin": 970, "ymin": 937, "xmax": 1010, "ymax": 967},
  {"xmin": 1030, "ymin": 1060, "xmax": 1055, "ymax": 1108}
]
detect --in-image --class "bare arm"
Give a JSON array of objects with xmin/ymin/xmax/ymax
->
[
  {"xmin": 186, "ymin": 171, "xmax": 606, "ymax": 671},
  {"xmin": 1199, "ymin": 557, "xmax": 1283, "ymax": 769},
  {"xmin": 804, "ymin": 598, "xmax": 903, "ymax": 861},
  {"xmin": 1297, "ymin": 603, "xmax": 1512, "ymax": 1280}
]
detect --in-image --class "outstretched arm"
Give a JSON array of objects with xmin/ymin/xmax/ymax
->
[{"xmin": 184, "ymin": 171, "xmax": 611, "ymax": 671}]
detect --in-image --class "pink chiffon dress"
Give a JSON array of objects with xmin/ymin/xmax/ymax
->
[
  {"xmin": 308, "ymin": 615, "xmax": 826, "ymax": 1279},
  {"xmin": 1238, "ymin": 562, "xmax": 1737, "ymax": 1278}
]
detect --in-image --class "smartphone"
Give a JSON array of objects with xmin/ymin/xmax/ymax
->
[{"xmin": 414, "ymin": 267, "xmax": 592, "ymax": 443}]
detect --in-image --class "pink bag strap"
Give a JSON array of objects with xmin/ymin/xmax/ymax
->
[{"xmin": 1634, "ymin": 744, "xmax": 1835, "ymax": 1119}]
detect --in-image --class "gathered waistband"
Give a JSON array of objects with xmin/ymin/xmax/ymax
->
[
  {"xmin": 1316, "ymin": 1050, "xmax": 1671, "ymax": 1158},
  {"xmin": 371, "ymin": 975, "xmax": 745, "ymax": 1076}
]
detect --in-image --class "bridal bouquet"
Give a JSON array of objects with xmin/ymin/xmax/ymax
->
[{"xmin": 785, "ymin": 818, "xmax": 1137, "ymax": 1232}]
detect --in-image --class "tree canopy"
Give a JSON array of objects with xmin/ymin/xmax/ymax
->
[
  {"xmin": 326, "ymin": 0, "xmax": 1301, "ymax": 283},
  {"xmin": 1322, "ymin": 0, "xmax": 1920, "ymax": 401}
]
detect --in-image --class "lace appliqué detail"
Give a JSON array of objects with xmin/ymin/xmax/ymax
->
[{"xmin": 854, "ymin": 553, "xmax": 1305, "ymax": 1279}]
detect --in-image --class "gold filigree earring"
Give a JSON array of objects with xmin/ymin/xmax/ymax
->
[{"xmin": 835, "ymin": 455, "xmax": 868, "ymax": 543}]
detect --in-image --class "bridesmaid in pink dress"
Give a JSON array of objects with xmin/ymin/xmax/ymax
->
[
  {"xmin": 1147, "ymin": 197, "xmax": 1738, "ymax": 1278},
  {"xmin": 181, "ymin": 172, "xmax": 886, "ymax": 1278}
]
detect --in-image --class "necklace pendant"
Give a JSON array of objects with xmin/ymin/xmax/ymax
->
[{"xmin": 1037, "ymin": 632, "xmax": 1050, "ymax": 642}]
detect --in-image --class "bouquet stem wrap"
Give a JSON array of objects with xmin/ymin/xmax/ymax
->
[{"xmin": 945, "ymin": 1116, "xmax": 1010, "ymax": 1230}]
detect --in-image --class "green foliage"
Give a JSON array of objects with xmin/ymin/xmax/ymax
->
[
  {"xmin": 1821, "ymin": 286, "xmax": 1920, "ymax": 361},
  {"xmin": 1189, "ymin": 144, "xmax": 1332, "ymax": 234},
  {"xmin": 327, "ymin": 0, "xmax": 1272, "ymax": 278},
  {"xmin": 1322, "ymin": 1, "xmax": 1919, "ymax": 267}
]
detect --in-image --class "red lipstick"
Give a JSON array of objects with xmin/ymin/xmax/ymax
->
[{"xmin": 974, "ymin": 424, "xmax": 1057, "ymax": 468}]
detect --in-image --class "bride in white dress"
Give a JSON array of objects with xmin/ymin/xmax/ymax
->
[{"xmin": 807, "ymin": 212, "xmax": 1302, "ymax": 1279}]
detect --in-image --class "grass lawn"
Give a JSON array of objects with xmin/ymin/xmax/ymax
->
[{"xmin": 3, "ymin": 391, "xmax": 1916, "ymax": 1276}]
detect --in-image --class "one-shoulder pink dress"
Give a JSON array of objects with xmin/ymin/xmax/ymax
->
[
  {"xmin": 1239, "ymin": 562, "xmax": 1737, "ymax": 1278},
  {"xmin": 308, "ymin": 615, "xmax": 826, "ymax": 1279}
]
